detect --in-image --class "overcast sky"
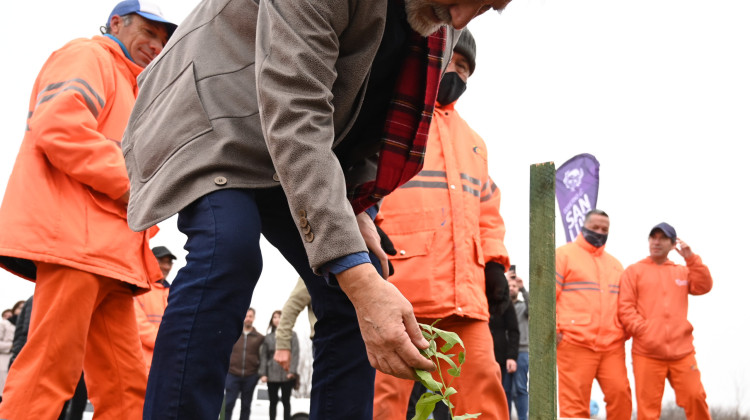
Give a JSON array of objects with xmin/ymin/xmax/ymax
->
[{"xmin": 1, "ymin": 0, "xmax": 749, "ymax": 414}]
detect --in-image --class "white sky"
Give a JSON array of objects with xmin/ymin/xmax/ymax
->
[{"xmin": 1, "ymin": 0, "xmax": 749, "ymax": 414}]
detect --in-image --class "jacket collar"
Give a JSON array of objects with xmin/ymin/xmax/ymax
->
[
  {"xmin": 94, "ymin": 35, "xmax": 144, "ymax": 80},
  {"xmin": 645, "ymin": 256, "xmax": 676, "ymax": 266}
]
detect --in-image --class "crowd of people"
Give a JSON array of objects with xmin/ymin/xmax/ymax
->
[{"xmin": 0, "ymin": 0, "xmax": 713, "ymax": 419}]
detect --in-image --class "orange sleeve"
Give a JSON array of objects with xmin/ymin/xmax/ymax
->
[
  {"xmin": 554, "ymin": 248, "xmax": 566, "ymax": 330},
  {"xmin": 685, "ymin": 254, "xmax": 712, "ymax": 295},
  {"xmin": 30, "ymin": 44, "xmax": 130, "ymax": 200},
  {"xmin": 617, "ymin": 266, "xmax": 646, "ymax": 337},
  {"xmin": 134, "ymin": 297, "xmax": 157, "ymax": 350},
  {"xmin": 479, "ymin": 177, "xmax": 509, "ymax": 268}
]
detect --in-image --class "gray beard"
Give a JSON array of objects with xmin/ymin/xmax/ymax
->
[{"xmin": 405, "ymin": 0, "xmax": 451, "ymax": 36}]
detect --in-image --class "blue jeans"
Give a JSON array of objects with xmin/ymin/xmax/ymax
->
[
  {"xmin": 224, "ymin": 373, "xmax": 259, "ymax": 420},
  {"xmin": 502, "ymin": 351, "xmax": 529, "ymax": 420},
  {"xmin": 144, "ymin": 188, "xmax": 375, "ymax": 419}
]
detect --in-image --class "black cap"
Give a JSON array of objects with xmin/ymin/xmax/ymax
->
[
  {"xmin": 649, "ymin": 222, "xmax": 676, "ymax": 242},
  {"xmin": 152, "ymin": 246, "xmax": 176, "ymax": 260},
  {"xmin": 454, "ymin": 29, "xmax": 476, "ymax": 75}
]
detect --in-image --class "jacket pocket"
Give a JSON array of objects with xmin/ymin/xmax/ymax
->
[
  {"xmin": 389, "ymin": 230, "xmax": 436, "ymax": 261},
  {"xmin": 129, "ymin": 62, "xmax": 213, "ymax": 181},
  {"xmin": 558, "ymin": 312, "xmax": 592, "ymax": 327}
]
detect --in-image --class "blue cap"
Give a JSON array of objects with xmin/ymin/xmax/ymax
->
[
  {"xmin": 649, "ymin": 222, "xmax": 676, "ymax": 241},
  {"xmin": 107, "ymin": 0, "xmax": 177, "ymax": 37}
]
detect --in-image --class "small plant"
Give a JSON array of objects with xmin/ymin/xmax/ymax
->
[{"xmin": 412, "ymin": 320, "xmax": 481, "ymax": 420}]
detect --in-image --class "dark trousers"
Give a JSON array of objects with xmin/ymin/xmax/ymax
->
[
  {"xmin": 143, "ymin": 188, "xmax": 376, "ymax": 420},
  {"xmin": 59, "ymin": 371, "xmax": 87, "ymax": 420},
  {"xmin": 406, "ymin": 381, "xmax": 450, "ymax": 420},
  {"xmin": 224, "ymin": 373, "xmax": 260, "ymax": 420},
  {"xmin": 268, "ymin": 379, "xmax": 295, "ymax": 420}
]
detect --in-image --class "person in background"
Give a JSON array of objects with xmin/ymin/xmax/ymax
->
[
  {"xmin": 260, "ymin": 311, "xmax": 299, "ymax": 420},
  {"xmin": 505, "ymin": 267, "xmax": 529, "ymax": 420},
  {"xmin": 1, "ymin": 310, "xmax": 11, "ymax": 321},
  {"xmin": 489, "ymin": 265, "xmax": 519, "ymax": 417},
  {"xmin": 555, "ymin": 209, "xmax": 632, "ymax": 420},
  {"xmin": 6, "ymin": 301, "xmax": 25, "ymax": 326},
  {"xmin": 618, "ymin": 223, "xmax": 712, "ymax": 420},
  {"xmin": 0, "ymin": 1, "xmax": 176, "ymax": 418},
  {"xmin": 374, "ymin": 29, "xmax": 511, "ymax": 419},
  {"xmin": 0, "ymin": 314, "xmax": 15, "ymax": 403},
  {"xmin": 7, "ymin": 296, "xmax": 32, "ymax": 369},
  {"xmin": 225, "ymin": 307, "xmax": 265, "ymax": 420},
  {"xmin": 273, "ymin": 278, "xmax": 316, "ymax": 371},
  {"xmin": 134, "ymin": 245, "xmax": 176, "ymax": 372}
]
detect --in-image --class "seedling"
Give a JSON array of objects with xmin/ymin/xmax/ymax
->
[{"xmin": 412, "ymin": 320, "xmax": 481, "ymax": 420}]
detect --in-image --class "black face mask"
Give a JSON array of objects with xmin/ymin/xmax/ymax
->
[
  {"xmin": 437, "ymin": 72, "xmax": 466, "ymax": 106},
  {"xmin": 582, "ymin": 226, "xmax": 608, "ymax": 248}
]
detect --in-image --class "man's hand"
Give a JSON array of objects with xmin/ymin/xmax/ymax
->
[
  {"xmin": 675, "ymin": 238, "xmax": 694, "ymax": 259},
  {"xmin": 274, "ymin": 349, "xmax": 291, "ymax": 371},
  {"xmin": 337, "ymin": 264, "xmax": 434, "ymax": 379},
  {"xmin": 260, "ymin": 375, "xmax": 267, "ymax": 383},
  {"xmin": 356, "ymin": 212, "xmax": 391, "ymax": 279},
  {"xmin": 506, "ymin": 359, "xmax": 517, "ymax": 373}
]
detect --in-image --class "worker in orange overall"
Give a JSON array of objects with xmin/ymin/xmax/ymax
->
[
  {"xmin": 619, "ymin": 223, "xmax": 712, "ymax": 420},
  {"xmin": 373, "ymin": 29, "xmax": 511, "ymax": 420},
  {"xmin": 134, "ymin": 246, "xmax": 177, "ymax": 372},
  {"xmin": 555, "ymin": 209, "xmax": 632, "ymax": 420},
  {"xmin": 0, "ymin": 2, "xmax": 175, "ymax": 419}
]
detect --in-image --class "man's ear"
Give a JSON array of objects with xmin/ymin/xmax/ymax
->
[{"xmin": 109, "ymin": 15, "xmax": 123, "ymax": 35}]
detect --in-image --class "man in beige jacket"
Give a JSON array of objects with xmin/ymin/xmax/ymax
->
[{"xmin": 122, "ymin": 0, "xmax": 513, "ymax": 418}]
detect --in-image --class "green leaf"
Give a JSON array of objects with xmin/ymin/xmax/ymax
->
[
  {"xmin": 418, "ymin": 322, "xmax": 434, "ymax": 334},
  {"xmin": 420, "ymin": 346, "xmax": 436, "ymax": 359},
  {"xmin": 432, "ymin": 327, "xmax": 464, "ymax": 353},
  {"xmin": 458, "ymin": 351, "xmax": 465, "ymax": 365},
  {"xmin": 453, "ymin": 413, "xmax": 481, "ymax": 419},
  {"xmin": 435, "ymin": 352, "xmax": 458, "ymax": 371},
  {"xmin": 447, "ymin": 367, "xmax": 461, "ymax": 377},
  {"xmin": 414, "ymin": 369, "xmax": 442, "ymax": 392},
  {"xmin": 443, "ymin": 387, "xmax": 457, "ymax": 398},
  {"xmin": 411, "ymin": 393, "xmax": 443, "ymax": 420}
]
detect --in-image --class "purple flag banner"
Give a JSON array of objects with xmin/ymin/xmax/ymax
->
[{"xmin": 555, "ymin": 153, "xmax": 600, "ymax": 243}]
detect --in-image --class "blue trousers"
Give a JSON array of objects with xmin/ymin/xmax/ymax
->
[
  {"xmin": 501, "ymin": 351, "xmax": 529, "ymax": 420},
  {"xmin": 144, "ymin": 188, "xmax": 375, "ymax": 419},
  {"xmin": 224, "ymin": 373, "xmax": 259, "ymax": 420}
]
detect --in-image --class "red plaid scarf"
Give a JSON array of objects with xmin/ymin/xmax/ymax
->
[{"xmin": 348, "ymin": 27, "xmax": 446, "ymax": 214}]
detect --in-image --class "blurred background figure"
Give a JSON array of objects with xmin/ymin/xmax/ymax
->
[
  {"xmin": 505, "ymin": 267, "xmax": 529, "ymax": 420},
  {"xmin": 134, "ymin": 246, "xmax": 176, "ymax": 372},
  {"xmin": 260, "ymin": 310, "xmax": 299, "ymax": 420},
  {"xmin": 225, "ymin": 307, "xmax": 264, "ymax": 420},
  {"xmin": 0, "ymin": 312, "xmax": 15, "ymax": 403}
]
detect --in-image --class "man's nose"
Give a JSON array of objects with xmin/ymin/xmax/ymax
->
[
  {"xmin": 151, "ymin": 39, "xmax": 164, "ymax": 55},
  {"xmin": 449, "ymin": 3, "xmax": 485, "ymax": 29}
]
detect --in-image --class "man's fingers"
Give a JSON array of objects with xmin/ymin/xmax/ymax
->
[
  {"xmin": 398, "ymin": 325, "xmax": 434, "ymax": 372},
  {"xmin": 403, "ymin": 311, "xmax": 428, "ymax": 349}
]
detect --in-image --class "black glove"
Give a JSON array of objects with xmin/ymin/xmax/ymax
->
[
  {"xmin": 376, "ymin": 224, "xmax": 396, "ymax": 276},
  {"xmin": 485, "ymin": 262, "xmax": 509, "ymax": 315}
]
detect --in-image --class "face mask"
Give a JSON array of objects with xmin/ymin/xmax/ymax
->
[
  {"xmin": 437, "ymin": 72, "xmax": 466, "ymax": 106},
  {"xmin": 582, "ymin": 226, "xmax": 608, "ymax": 248}
]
